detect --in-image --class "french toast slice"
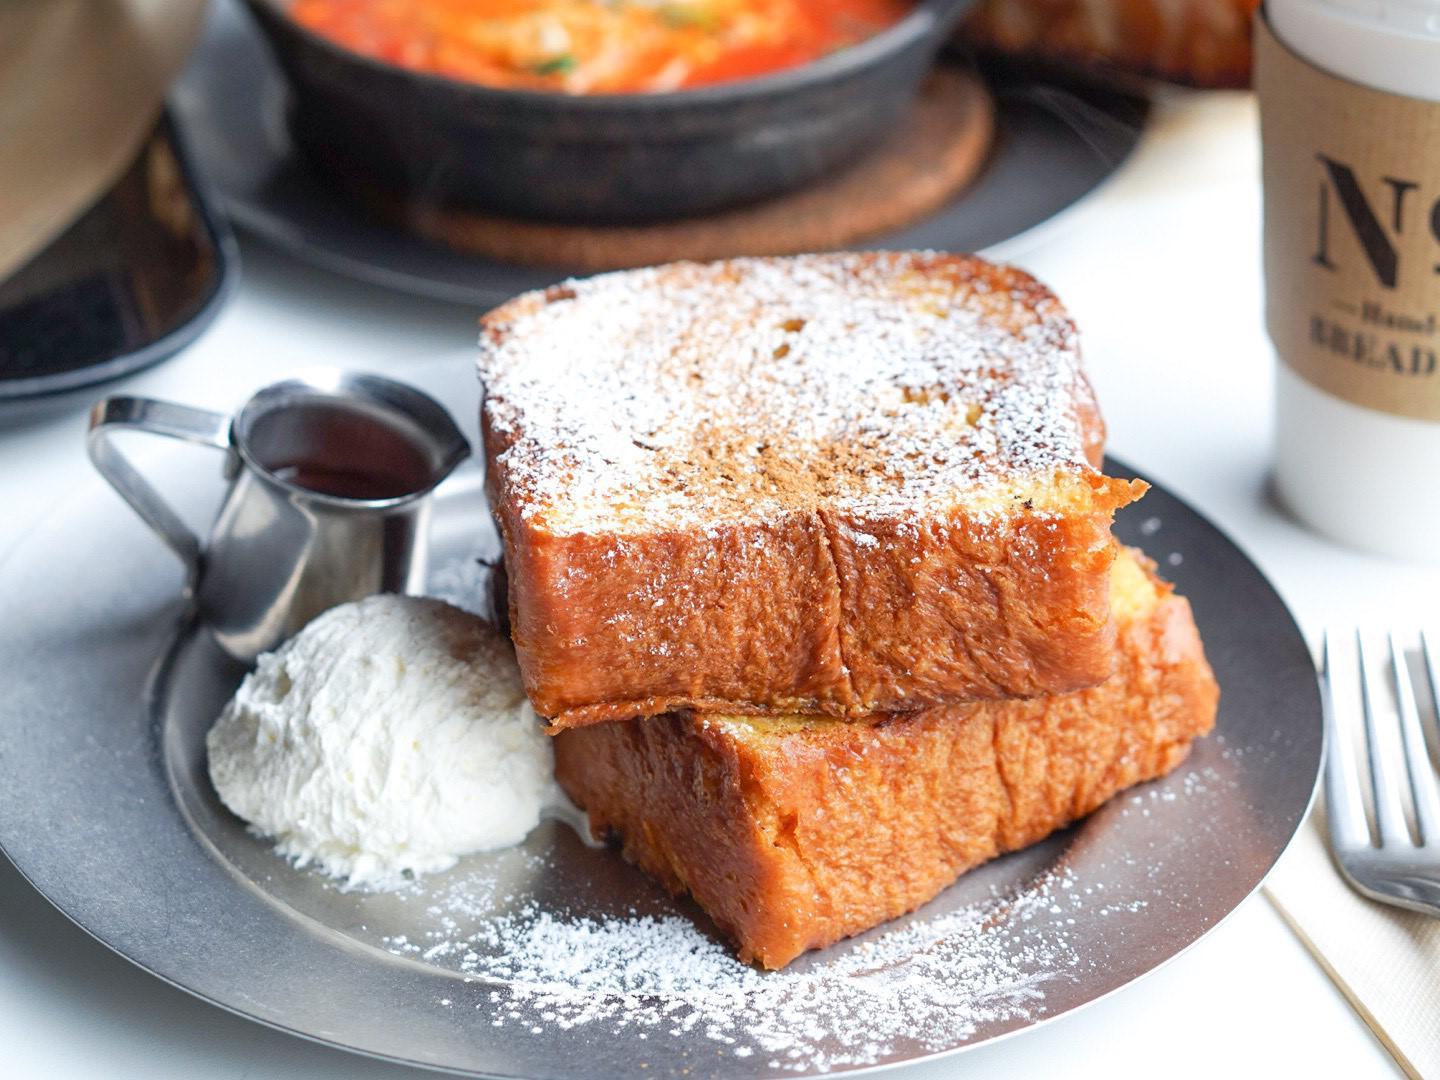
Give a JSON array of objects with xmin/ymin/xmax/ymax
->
[
  {"xmin": 480, "ymin": 253, "xmax": 1145, "ymax": 728},
  {"xmin": 553, "ymin": 549, "xmax": 1218, "ymax": 969},
  {"xmin": 961, "ymin": 0, "xmax": 1259, "ymax": 90}
]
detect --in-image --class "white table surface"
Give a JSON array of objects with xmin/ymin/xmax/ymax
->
[{"xmin": 3, "ymin": 89, "xmax": 1434, "ymax": 1079}]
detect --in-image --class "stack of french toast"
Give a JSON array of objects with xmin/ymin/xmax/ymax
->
[{"xmin": 478, "ymin": 252, "xmax": 1218, "ymax": 970}]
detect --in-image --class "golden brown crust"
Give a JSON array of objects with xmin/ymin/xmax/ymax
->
[
  {"xmin": 961, "ymin": 0, "xmax": 1260, "ymax": 89},
  {"xmin": 480, "ymin": 253, "xmax": 1144, "ymax": 727},
  {"xmin": 824, "ymin": 473, "xmax": 1135, "ymax": 711},
  {"xmin": 552, "ymin": 550, "xmax": 1218, "ymax": 969}
]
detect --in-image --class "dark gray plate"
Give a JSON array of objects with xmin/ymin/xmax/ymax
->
[
  {"xmin": 171, "ymin": 0, "xmax": 1148, "ymax": 307},
  {"xmin": 0, "ymin": 413, "xmax": 1321, "ymax": 1078}
]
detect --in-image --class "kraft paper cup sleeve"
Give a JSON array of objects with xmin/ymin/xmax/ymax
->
[{"xmin": 1258, "ymin": 13, "xmax": 1440, "ymax": 423}]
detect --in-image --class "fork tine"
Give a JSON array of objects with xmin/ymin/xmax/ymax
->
[
  {"xmin": 1406, "ymin": 632, "xmax": 1440, "ymax": 845},
  {"xmin": 1323, "ymin": 632, "xmax": 1373, "ymax": 850},
  {"xmin": 1423, "ymin": 630, "xmax": 1440, "ymax": 730},
  {"xmin": 1359, "ymin": 631, "xmax": 1413, "ymax": 847}
]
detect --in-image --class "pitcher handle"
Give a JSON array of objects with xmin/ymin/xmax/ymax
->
[{"xmin": 87, "ymin": 396, "xmax": 232, "ymax": 589}]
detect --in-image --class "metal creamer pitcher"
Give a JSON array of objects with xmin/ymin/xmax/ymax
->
[{"xmin": 87, "ymin": 370, "xmax": 469, "ymax": 662}]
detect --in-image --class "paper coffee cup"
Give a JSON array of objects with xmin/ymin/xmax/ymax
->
[{"xmin": 1259, "ymin": 1, "xmax": 1440, "ymax": 561}]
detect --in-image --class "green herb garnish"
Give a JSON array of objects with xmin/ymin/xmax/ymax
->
[{"xmin": 531, "ymin": 53, "xmax": 577, "ymax": 76}]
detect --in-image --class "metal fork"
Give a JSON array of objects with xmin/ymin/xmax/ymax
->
[{"xmin": 1323, "ymin": 631, "xmax": 1440, "ymax": 916}]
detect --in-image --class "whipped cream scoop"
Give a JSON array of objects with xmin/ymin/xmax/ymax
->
[{"xmin": 207, "ymin": 594, "xmax": 566, "ymax": 889}]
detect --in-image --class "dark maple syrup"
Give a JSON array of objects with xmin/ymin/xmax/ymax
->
[{"xmin": 253, "ymin": 401, "xmax": 436, "ymax": 501}]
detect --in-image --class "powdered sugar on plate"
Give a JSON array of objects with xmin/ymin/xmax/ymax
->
[
  {"xmin": 333, "ymin": 748, "xmax": 1248, "ymax": 1075},
  {"xmin": 377, "ymin": 861, "xmax": 1125, "ymax": 1073}
]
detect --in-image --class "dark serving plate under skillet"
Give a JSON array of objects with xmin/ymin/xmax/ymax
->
[{"xmin": 242, "ymin": 0, "xmax": 978, "ymax": 225}]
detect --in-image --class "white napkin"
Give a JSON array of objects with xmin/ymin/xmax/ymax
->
[
  {"xmin": 0, "ymin": 0, "xmax": 206, "ymax": 282},
  {"xmin": 1265, "ymin": 808, "xmax": 1440, "ymax": 1080}
]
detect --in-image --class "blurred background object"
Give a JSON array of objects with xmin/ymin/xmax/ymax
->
[
  {"xmin": 961, "ymin": 0, "xmax": 1260, "ymax": 88},
  {"xmin": 0, "ymin": 0, "xmax": 207, "ymax": 280},
  {"xmin": 0, "ymin": 0, "xmax": 235, "ymax": 403},
  {"xmin": 241, "ymin": 0, "xmax": 977, "ymax": 224},
  {"xmin": 175, "ymin": 0, "xmax": 1149, "ymax": 306}
]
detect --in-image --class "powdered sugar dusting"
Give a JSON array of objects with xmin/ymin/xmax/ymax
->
[
  {"xmin": 377, "ymin": 864, "xmax": 1121, "ymax": 1073},
  {"xmin": 479, "ymin": 254, "xmax": 1097, "ymax": 534},
  {"xmin": 339, "ymin": 751, "xmax": 1250, "ymax": 1074},
  {"xmin": 211, "ymin": 747, "xmax": 1246, "ymax": 1075}
]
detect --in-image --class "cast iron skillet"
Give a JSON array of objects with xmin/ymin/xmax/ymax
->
[{"xmin": 242, "ymin": 0, "xmax": 978, "ymax": 225}]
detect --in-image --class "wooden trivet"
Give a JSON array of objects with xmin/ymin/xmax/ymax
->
[{"xmin": 365, "ymin": 68, "xmax": 993, "ymax": 272}]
